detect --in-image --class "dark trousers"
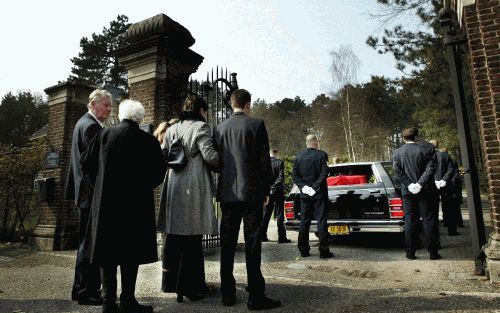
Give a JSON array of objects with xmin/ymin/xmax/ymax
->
[
  {"xmin": 72, "ymin": 207, "xmax": 101, "ymax": 300},
  {"xmin": 220, "ymin": 202, "xmax": 265, "ymax": 299},
  {"xmin": 439, "ymin": 188, "xmax": 456, "ymax": 229},
  {"xmin": 100, "ymin": 263, "xmax": 139, "ymax": 304},
  {"xmin": 262, "ymin": 193, "xmax": 287, "ymax": 241},
  {"xmin": 298, "ymin": 196, "xmax": 330, "ymax": 254},
  {"xmin": 161, "ymin": 234, "xmax": 207, "ymax": 296},
  {"xmin": 403, "ymin": 190, "xmax": 439, "ymax": 254}
]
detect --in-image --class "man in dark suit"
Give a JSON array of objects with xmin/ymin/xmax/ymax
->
[
  {"xmin": 262, "ymin": 148, "xmax": 291, "ymax": 243},
  {"xmin": 214, "ymin": 89, "xmax": 280, "ymax": 310},
  {"xmin": 291, "ymin": 135, "xmax": 333, "ymax": 259},
  {"xmin": 431, "ymin": 144, "xmax": 459, "ymax": 236},
  {"xmin": 394, "ymin": 128, "xmax": 440, "ymax": 260},
  {"xmin": 81, "ymin": 99, "xmax": 166, "ymax": 313},
  {"xmin": 449, "ymin": 157, "xmax": 464, "ymax": 228},
  {"xmin": 66, "ymin": 89, "xmax": 112, "ymax": 305}
]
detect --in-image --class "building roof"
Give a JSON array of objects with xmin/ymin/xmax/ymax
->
[{"xmin": 29, "ymin": 124, "xmax": 48, "ymax": 141}]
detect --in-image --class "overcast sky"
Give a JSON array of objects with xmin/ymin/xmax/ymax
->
[{"xmin": 0, "ymin": 0, "xmax": 405, "ymax": 103}]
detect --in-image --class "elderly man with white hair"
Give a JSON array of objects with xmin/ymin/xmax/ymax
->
[
  {"xmin": 81, "ymin": 99, "xmax": 166, "ymax": 313},
  {"xmin": 291, "ymin": 134, "xmax": 334, "ymax": 259},
  {"xmin": 67, "ymin": 88, "xmax": 112, "ymax": 305}
]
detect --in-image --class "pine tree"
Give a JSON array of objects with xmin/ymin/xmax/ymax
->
[{"xmin": 70, "ymin": 15, "xmax": 131, "ymax": 91}]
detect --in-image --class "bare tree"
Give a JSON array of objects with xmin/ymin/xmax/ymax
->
[{"xmin": 330, "ymin": 46, "xmax": 361, "ymax": 162}]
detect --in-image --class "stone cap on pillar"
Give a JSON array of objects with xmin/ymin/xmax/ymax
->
[
  {"xmin": 122, "ymin": 14, "xmax": 195, "ymax": 47},
  {"xmin": 44, "ymin": 81, "xmax": 96, "ymax": 107}
]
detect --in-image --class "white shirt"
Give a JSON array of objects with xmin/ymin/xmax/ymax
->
[{"xmin": 88, "ymin": 111, "xmax": 104, "ymax": 128}]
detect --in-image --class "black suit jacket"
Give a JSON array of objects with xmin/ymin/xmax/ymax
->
[
  {"xmin": 270, "ymin": 157, "xmax": 285, "ymax": 194},
  {"xmin": 393, "ymin": 143, "xmax": 436, "ymax": 195},
  {"xmin": 214, "ymin": 112, "xmax": 272, "ymax": 203},
  {"xmin": 434, "ymin": 151, "xmax": 455, "ymax": 182},
  {"xmin": 291, "ymin": 148, "xmax": 329, "ymax": 199},
  {"xmin": 66, "ymin": 112, "xmax": 102, "ymax": 208}
]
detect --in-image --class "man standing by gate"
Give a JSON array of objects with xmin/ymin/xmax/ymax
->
[
  {"xmin": 393, "ymin": 128, "xmax": 440, "ymax": 260},
  {"xmin": 215, "ymin": 89, "xmax": 281, "ymax": 310},
  {"xmin": 262, "ymin": 148, "xmax": 291, "ymax": 244},
  {"xmin": 66, "ymin": 89, "xmax": 112, "ymax": 305}
]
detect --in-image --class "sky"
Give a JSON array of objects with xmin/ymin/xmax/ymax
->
[{"xmin": 0, "ymin": 0, "xmax": 404, "ymax": 104}]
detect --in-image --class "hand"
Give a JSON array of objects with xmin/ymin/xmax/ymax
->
[
  {"xmin": 408, "ymin": 183, "xmax": 421, "ymax": 194},
  {"xmin": 301, "ymin": 185, "xmax": 316, "ymax": 196},
  {"xmin": 306, "ymin": 187, "xmax": 316, "ymax": 196},
  {"xmin": 263, "ymin": 196, "xmax": 269, "ymax": 206},
  {"xmin": 413, "ymin": 183, "xmax": 422, "ymax": 194},
  {"xmin": 435, "ymin": 181, "xmax": 441, "ymax": 189}
]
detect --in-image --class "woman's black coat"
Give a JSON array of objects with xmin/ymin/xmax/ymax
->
[{"xmin": 81, "ymin": 120, "xmax": 166, "ymax": 265}]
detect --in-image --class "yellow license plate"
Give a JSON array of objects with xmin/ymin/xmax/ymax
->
[{"xmin": 328, "ymin": 225, "xmax": 349, "ymax": 235}]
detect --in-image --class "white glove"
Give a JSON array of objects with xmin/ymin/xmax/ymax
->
[
  {"xmin": 435, "ymin": 181, "xmax": 441, "ymax": 189},
  {"xmin": 301, "ymin": 185, "xmax": 316, "ymax": 196},
  {"xmin": 438, "ymin": 180, "xmax": 446, "ymax": 188},
  {"xmin": 408, "ymin": 183, "xmax": 422, "ymax": 194}
]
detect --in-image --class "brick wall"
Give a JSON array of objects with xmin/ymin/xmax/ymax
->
[
  {"xmin": 462, "ymin": 1, "xmax": 500, "ymax": 234},
  {"xmin": 31, "ymin": 84, "xmax": 92, "ymax": 250}
]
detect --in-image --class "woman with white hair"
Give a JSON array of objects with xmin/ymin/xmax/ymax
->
[
  {"xmin": 160, "ymin": 95, "xmax": 219, "ymax": 303},
  {"xmin": 81, "ymin": 99, "xmax": 166, "ymax": 313}
]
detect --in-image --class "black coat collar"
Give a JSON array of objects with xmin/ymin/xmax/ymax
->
[{"xmin": 120, "ymin": 119, "xmax": 139, "ymax": 128}]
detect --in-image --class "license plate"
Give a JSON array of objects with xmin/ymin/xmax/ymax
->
[{"xmin": 328, "ymin": 225, "xmax": 349, "ymax": 235}]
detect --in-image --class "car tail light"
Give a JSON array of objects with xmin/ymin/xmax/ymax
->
[
  {"xmin": 389, "ymin": 198, "xmax": 404, "ymax": 219},
  {"xmin": 284, "ymin": 201, "xmax": 295, "ymax": 220}
]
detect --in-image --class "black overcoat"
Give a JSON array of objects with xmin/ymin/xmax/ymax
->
[{"xmin": 81, "ymin": 119, "xmax": 166, "ymax": 265}]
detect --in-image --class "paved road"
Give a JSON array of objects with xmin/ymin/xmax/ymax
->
[{"xmin": 0, "ymin": 206, "xmax": 499, "ymax": 313}]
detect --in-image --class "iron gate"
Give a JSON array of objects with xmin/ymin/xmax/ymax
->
[{"xmin": 187, "ymin": 67, "xmax": 239, "ymax": 249}]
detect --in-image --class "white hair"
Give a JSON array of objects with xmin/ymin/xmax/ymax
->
[
  {"xmin": 88, "ymin": 89, "xmax": 112, "ymax": 109},
  {"xmin": 306, "ymin": 134, "xmax": 318, "ymax": 148},
  {"xmin": 118, "ymin": 100, "xmax": 145, "ymax": 123}
]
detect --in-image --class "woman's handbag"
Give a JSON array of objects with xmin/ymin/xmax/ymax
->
[{"xmin": 166, "ymin": 125, "xmax": 188, "ymax": 170}]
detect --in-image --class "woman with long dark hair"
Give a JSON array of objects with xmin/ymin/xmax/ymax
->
[{"xmin": 159, "ymin": 95, "xmax": 218, "ymax": 302}]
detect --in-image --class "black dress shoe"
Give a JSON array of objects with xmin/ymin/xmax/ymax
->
[
  {"xmin": 300, "ymin": 251, "xmax": 310, "ymax": 257},
  {"xmin": 406, "ymin": 252, "xmax": 417, "ymax": 260},
  {"xmin": 186, "ymin": 293, "xmax": 205, "ymax": 302},
  {"xmin": 78, "ymin": 296, "xmax": 103, "ymax": 306},
  {"xmin": 430, "ymin": 253, "xmax": 442, "ymax": 260},
  {"xmin": 278, "ymin": 238, "xmax": 291, "ymax": 244},
  {"xmin": 222, "ymin": 295, "xmax": 236, "ymax": 306},
  {"xmin": 119, "ymin": 299, "xmax": 153, "ymax": 313},
  {"xmin": 262, "ymin": 237, "xmax": 269, "ymax": 242},
  {"xmin": 103, "ymin": 302, "xmax": 119, "ymax": 313},
  {"xmin": 247, "ymin": 296, "xmax": 281, "ymax": 311},
  {"xmin": 319, "ymin": 251, "xmax": 334, "ymax": 259}
]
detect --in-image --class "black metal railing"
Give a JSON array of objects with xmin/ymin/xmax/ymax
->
[{"xmin": 187, "ymin": 67, "xmax": 238, "ymax": 249}]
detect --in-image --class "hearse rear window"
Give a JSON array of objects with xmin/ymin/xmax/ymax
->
[{"xmin": 327, "ymin": 165, "xmax": 376, "ymax": 186}]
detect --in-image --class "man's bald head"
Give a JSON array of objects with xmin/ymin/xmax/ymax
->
[{"xmin": 306, "ymin": 134, "xmax": 318, "ymax": 149}]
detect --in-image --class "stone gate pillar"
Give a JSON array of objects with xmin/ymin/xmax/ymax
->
[
  {"xmin": 458, "ymin": 0, "xmax": 500, "ymax": 283},
  {"xmin": 29, "ymin": 82, "xmax": 95, "ymax": 250},
  {"xmin": 115, "ymin": 14, "xmax": 204, "ymax": 256},
  {"xmin": 115, "ymin": 14, "xmax": 204, "ymax": 127}
]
